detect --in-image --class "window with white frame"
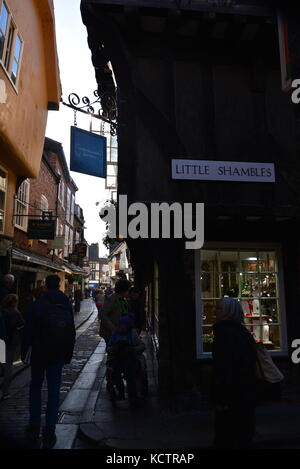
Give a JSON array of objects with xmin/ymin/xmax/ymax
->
[
  {"xmin": 0, "ymin": 1, "xmax": 23, "ymax": 86},
  {"xmin": 68, "ymin": 228, "xmax": 73, "ymax": 255},
  {"xmin": 40, "ymin": 195, "xmax": 48, "ymax": 243},
  {"xmin": 0, "ymin": 166, "xmax": 7, "ymax": 233},
  {"xmin": 57, "ymin": 169, "xmax": 65, "ymax": 208},
  {"xmin": 196, "ymin": 246, "xmax": 286, "ymax": 356},
  {"xmin": 70, "ymin": 193, "xmax": 75, "ymax": 226},
  {"xmin": 66, "ymin": 188, "xmax": 71, "ymax": 223},
  {"xmin": 64, "ymin": 225, "xmax": 69, "ymax": 258},
  {"xmin": 14, "ymin": 179, "xmax": 29, "ymax": 230}
]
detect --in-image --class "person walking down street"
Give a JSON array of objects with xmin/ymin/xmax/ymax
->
[
  {"xmin": 212, "ymin": 298, "xmax": 257, "ymax": 449},
  {"xmin": 0, "ymin": 274, "xmax": 15, "ymax": 304},
  {"xmin": 104, "ymin": 285, "xmax": 113, "ymax": 299},
  {"xmin": 106, "ymin": 313, "xmax": 145, "ymax": 403},
  {"xmin": 1, "ymin": 294, "xmax": 24, "ymax": 400},
  {"xmin": 128, "ymin": 287, "xmax": 145, "ymax": 334},
  {"xmin": 74, "ymin": 289, "xmax": 83, "ymax": 314},
  {"xmin": 21, "ymin": 275, "xmax": 76, "ymax": 449},
  {"xmin": 100, "ymin": 279, "xmax": 131, "ymax": 344},
  {"xmin": 95, "ymin": 288, "xmax": 105, "ymax": 320}
]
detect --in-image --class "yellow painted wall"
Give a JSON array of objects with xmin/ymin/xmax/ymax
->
[{"xmin": 0, "ymin": 0, "xmax": 61, "ymax": 179}]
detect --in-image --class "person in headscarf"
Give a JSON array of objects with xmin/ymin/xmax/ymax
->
[{"xmin": 212, "ymin": 297, "xmax": 257, "ymax": 449}]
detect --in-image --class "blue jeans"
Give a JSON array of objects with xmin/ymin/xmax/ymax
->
[{"xmin": 29, "ymin": 361, "xmax": 64, "ymax": 435}]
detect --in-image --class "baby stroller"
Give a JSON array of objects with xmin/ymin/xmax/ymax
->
[
  {"xmin": 106, "ymin": 316, "xmax": 148, "ymax": 403},
  {"xmin": 106, "ymin": 352, "xmax": 148, "ymax": 402}
]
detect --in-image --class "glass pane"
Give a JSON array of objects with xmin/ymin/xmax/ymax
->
[
  {"xmin": 203, "ymin": 326, "xmax": 214, "ymax": 353},
  {"xmin": 107, "ymin": 164, "xmax": 117, "ymax": 177},
  {"xmin": 110, "ymin": 147, "xmax": 118, "ymax": 162},
  {"xmin": 0, "ymin": 33, "xmax": 4, "ymax": 59},
  {"xmin": 258, "ymin": 251, "xmax": 276, "ymax": 272},
  {"xmin": 240, "ymin": 273, "xmax": 260, "ymax": 297},
  {"xmin": 4, "ymin": 22, "xmax": 14, "ymax": 69},
  {"xmin": 14, "ymin": 35, "xmax": 21, "ymax": 60},
  {"xmin": 202, "ymin": 300, "xmax": 217, "ymax": 325},
  {"xmin": 240, "ymin": 251, "xmax": 258, "ymax": 272},
  {"xmin": 260, "ymin": 274, "xmax": 277, "ymax": 297},
  {"xmin": 11, "ymin": 57, "xmax": 17, "ymax": 75},
  {"xmin": 220, "ymin": 273, "xmax": 239, "ymax": 297},
  {"xmin": 0, "ymin": 168, "xmax": 7, "ymax": 191},
  {"xmin": 106, "ymin": 176, "xmax": 117, "ymax": 187},
  {"xmin": 268, "ymin": 326, "xmax": 281, "ymax": 350},
  {"xmin": 219, "ymin": 250, "xmax": 239, "ymax": 272},
  {"xmin": 200, "ymin": 249, "xmax": 218, "ymax": 273},
  {"xmin": 0, "ymin": 3, "xmax": 8, "ymax": 35},
  {"xmin": 111, "ymin": 134, "xmax": 118, "ymax": 147},
  {"xmin": 0, "ymin": 190, "xmax": 4, "ymax": 210},
  {"xmin": 201, "ymin": 273, "xmax": 219, "ymax": 298},
  {"xmin": 260, "ymin": 298, "xmax": 280, "ymax": 323},
  {"xmin": 0, "ymin": 209, "xmax": 4, "ymax": 232}
]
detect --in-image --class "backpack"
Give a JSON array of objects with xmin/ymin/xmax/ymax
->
[{"xmin": 37, "ymin": 299, "xmax": 75, "ymax": 361}]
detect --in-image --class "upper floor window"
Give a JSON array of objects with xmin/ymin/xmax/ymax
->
[
  {"xmin": 57, "ymin": 169, "xmax": 65, "ymax": 208},
  {"xmin": 66, "ymin": 187, "xmax": 71, "ymax": 223},
  {"xmin": 0, "ymin": 166, "xmax": 7, "ymax": 233},
  {"xmin": 0, "ymin": 1, "xmax": 23, "ymax": 87},
  {"xmin": 14, "ymin": 179, "xmax": 29, "ymax": 231},
  {"xmin": 40, "ymin": 195, "xmax": 48, "ymax": 243}
]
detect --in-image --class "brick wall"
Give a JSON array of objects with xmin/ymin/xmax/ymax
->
[{"xmin": 14, "ymin": 157, "xmax": 58, "ymax": 259}]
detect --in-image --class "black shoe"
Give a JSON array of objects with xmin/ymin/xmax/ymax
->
[
  {"xmin": 24, "ymin": 424, "xmax": 40, "ymax": 440},
  {"xmin": 42, "ymin": 433, "xmax": 57, "ymax": 449}
]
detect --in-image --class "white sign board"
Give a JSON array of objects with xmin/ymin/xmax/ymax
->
[{"xmin": 171, "ymin": 160, "xmax": 275, "ymax": 183}]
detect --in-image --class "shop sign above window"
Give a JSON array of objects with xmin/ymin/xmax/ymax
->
[{"xmin": 171, "ymin": 160, "xmax": 275, "ymax": 183}]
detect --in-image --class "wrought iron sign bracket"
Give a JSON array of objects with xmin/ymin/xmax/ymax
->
[{"xmin": 61, "ymin": 90, "xmax": 118, "ymax": 136}]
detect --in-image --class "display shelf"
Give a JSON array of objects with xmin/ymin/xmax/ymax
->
[{"xmin": 245, "ymin": 315, "xmax": 271, "ymax": 319}]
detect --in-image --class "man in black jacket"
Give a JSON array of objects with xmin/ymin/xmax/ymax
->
[
  {"xmin": 21, "ymin": 275, "xmax": 76, "ymax": 449},
  {"xmin": 212, "ymin": 298, "xmax": 257, "ymax": 449}
]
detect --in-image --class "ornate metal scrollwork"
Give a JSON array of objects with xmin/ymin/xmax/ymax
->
[{"xmin": 63, "ymin": 89, "xmax": 117, "ymax": 136}]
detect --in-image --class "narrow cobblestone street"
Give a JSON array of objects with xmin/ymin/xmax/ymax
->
[{"xmin": 0, "ymin": 299, "xmax": 100, "ymax": 447}]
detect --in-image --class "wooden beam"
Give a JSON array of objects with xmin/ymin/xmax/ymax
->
[{"xmin": 82, "ymin": 0, "xmax": 275, "ymax": 18}]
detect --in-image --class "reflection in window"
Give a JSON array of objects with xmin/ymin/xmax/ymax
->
[{"xmin": 200, "ymin": 248, "xmax": 281, "ymax": 352}]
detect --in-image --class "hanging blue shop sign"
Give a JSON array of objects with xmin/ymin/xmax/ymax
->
[{"xmin": 70, "ymin": 126, "xmax": 107, "ymax": 178}]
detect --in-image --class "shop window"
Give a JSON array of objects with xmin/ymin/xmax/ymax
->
[
  {"xmin": 0, "ymin": 166, "xmax": 7, "ymax": 233},
  {"xmin": 0, "ymin": 1, "xmax": 23, "ymax": 87},
  {"xmin": 197, "ymin": 247, "xmax": 285, "ymax": 355},
  {"xmin": 14, "ymin": 179, "xmax": 29, "ymax": 231}
]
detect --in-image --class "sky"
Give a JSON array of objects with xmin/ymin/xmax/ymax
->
[{"xmin": 46, "ymin": 0, "xmax": 110, "ymax": 257}]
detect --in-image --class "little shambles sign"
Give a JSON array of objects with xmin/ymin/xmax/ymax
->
[{"xmin": 171, "ymin": 160, "xmax": 275, "ymax": 183}]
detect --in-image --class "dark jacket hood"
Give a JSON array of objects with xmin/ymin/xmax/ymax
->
[{"xmin": 41, "ymin": 289, "xmax": 70, "ymax": 305}]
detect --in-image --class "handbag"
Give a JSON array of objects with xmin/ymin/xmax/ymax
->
[
  {"xmin": 255, "ymin": 341, "xmax": 284, "ymax": 384},
  {"xmin": 23, "ymin": 346, "xmax": 32, "ymax": 365}
]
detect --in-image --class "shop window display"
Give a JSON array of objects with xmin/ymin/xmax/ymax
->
[{"xmin": 200, "ymin": 249, "xmax": 281, "ymax": 352}]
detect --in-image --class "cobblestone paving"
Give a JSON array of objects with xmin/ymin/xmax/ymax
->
[{"xmin": 0, "ymin": 301, "xmax": 100, "ymax": 446}]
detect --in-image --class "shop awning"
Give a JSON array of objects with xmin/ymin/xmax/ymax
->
[
  {"xmin": 63, "ymin": 262, "xmax": 86, "ymax": 275},
  {"xmin": 12, "ymin": 248, "xmax": 65, "ymax": 272}
]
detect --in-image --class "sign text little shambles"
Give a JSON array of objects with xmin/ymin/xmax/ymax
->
[{"xmin": 171, "ymin": 160, "xmax": 275, "ymax": 183}]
